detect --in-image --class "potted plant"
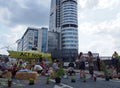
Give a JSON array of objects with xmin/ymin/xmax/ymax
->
[
  {"xmin": 55, "ymin": 76, "xmax": 61, "ymax": 83},
  {"xmin": 54, "ymin": 69, "xmax": 65, "ymax": 83},
  {"xmin": 101, "ymin": 62, "xmax": 109, "ymax": 81},
  {"xmin": 71, "ymin": 77, "xmax": 76, "ymax": 83},
  {"xmin": 8, "ymin": 79, "xmax": 12, "ymax": 87},
  {"xmin": 82, "ymin": 74, "xmax": 86, "ymax": 82},
  {"xmin": 54, "ymin": 62, "xmax": 65, "ymax": 83},
  {"xmin": 29, "ymin": 78, "xmax": 34, "ymax": 85},
  {"xmin": 46, "ymin": 76, "xmax": 50, "ymax": 84}
]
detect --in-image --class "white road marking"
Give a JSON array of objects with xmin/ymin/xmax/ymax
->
[
  {"xmin": 50, "ymin": 79, "xmax": 73, "ymax": 88},
  {"xmin": 54, "ymin": 85, "xmax": 62, "ymax": 88}
]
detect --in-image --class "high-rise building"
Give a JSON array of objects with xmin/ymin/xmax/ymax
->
[
  {"xmin": 17, "ymin": 27, "xmax": 48, "ymax": 52},
  {"xmin": 61, "ymin": 0, "xmax": 78, "ymax": 50},
  {"xmin": 49, "ymin": 0, "xmax": 78, "ymax": 49},
  {"xmin": 49, "ymin": 0, "xmax": 78, "ymax": 61},
  {"xmin": 49, "ymin": 0, "xmax": 61, "ymax": 32}
]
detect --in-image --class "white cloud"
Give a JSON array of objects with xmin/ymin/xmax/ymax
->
[
  {"xmin": 0, "ymin": 44, "xmax": 8, "ymax": 55},
  {"xmin": 97, "ymin": 12, "xmax": 120, "ymax": 33},
  {"xmin": 78, "ymin": 11, "xmax": 120, "ymax": 56},
  {"xmin": 78, "ymin": 0, "xmax": 88, "ymax": 9},
  {"xmin": 79, "ymin": 36, "xmax": 115, "ymax": 55},
  {"xmin": 10, "ymin": 25, "xmax": 27, "ymax": 36},
  {"xmin": 0, "ymin": 8, "xmax": 11, "ymax": 25},
  {"xmin": 9, "ymin": 25, "xmax": 27, "ymax": 44},
  {"xmin": 15, "ymin": 0, "xmax": 29, "ymax": 9},
  {"xmin": 0, "ymin": 0, "xmax": 50, "ymax": 27},
  {"xmin": 78, "ymin": 0, "xmax": 98, "ymax": 10},
  {"xmin": 78, "ymin": 0, "xmax": 120, "ymax": 55},
  {"xmin": 79, "ymin": 22, "xmax": 100, "ymax": 35},
  {"xmin": 97, "ymin": 0, "xmax": 119, "ymax": 9},
  {"xmin": 0, "ymin": 25, "xmax": 27, "ymax": 55}
]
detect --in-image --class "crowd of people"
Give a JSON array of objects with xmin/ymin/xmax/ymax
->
[
  {"xmin": 0, "ymin": 56, "xmax": 63, "ymax": 79},
  {"xmin": 0, "ymin": 51, "xmax": 120, "ymax": 82},
  {"xmin": 67, "ymin": 51, "xmax": 120, "ymax": 82},
  {"xmin": 0, "ymin": 58, "xmax": 48, "ymax": 78},
  {"xmin": 67, "ymin": 51, "xmax": 95, "ymax": 82}
]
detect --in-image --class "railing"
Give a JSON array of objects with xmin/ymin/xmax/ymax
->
[{"xmin": 100, "ymin": 56, "xmax": 112, "ymax": 60}]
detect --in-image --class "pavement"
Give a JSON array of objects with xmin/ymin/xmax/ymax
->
[{"xmin": 0, "ymin": 70, "xmax": 120, "ymax": 88}]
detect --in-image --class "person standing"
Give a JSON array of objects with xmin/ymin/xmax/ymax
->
[
  {"xmin": 75, "ymin": 58, "xmax": 79, "ymax": 69},
  {"xmin": 117, "ymin": 56, "xmax": 120, "ymax": 75},
  {"xmin": 112, "ymin": 51, "xmax": 119, "ymax": 74},
  {"xmin": 78, "ymin": 52, "xmax": 86, "ymax": 79},
  {"xmin": 88, "ymin": 51, "xmax": 94, "ymax": 79},
  {"xmin": 97, "ymin": 56, "xmax": 101, "ymax": 71}
]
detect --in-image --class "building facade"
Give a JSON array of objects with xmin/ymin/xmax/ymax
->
[
  {"xmin": 48, "ymin": 31, "xmax": 60, "ymax": 52},
  {"xmin": 61, "ymin": 0, "xmax": 78, "ymax": 49},
  {"xmin": 17, "ymin": 39, "xmax": 23, "ymax": 51},
  {"xmin": 49, "ymin": 0, "xmax": 78, "ymax": 61},
  {"xmin": 17, "ymin": 27, "xmax": 48, "ymax": 52}
]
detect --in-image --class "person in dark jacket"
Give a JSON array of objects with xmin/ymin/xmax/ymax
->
[{"xmin": 97, "ymin": 56, "xmax": 101, "ymax": 71}]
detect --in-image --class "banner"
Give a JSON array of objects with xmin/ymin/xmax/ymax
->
[{"xmin": 7, "ymin": 50, "xmax": 52, "ymax": 62}]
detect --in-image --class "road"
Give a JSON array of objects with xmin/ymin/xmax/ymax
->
[{"xmin": 0, "ymin": 72, "xmax": 120, "ymax": 88}]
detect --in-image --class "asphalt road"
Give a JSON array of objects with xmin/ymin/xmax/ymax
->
[{"xmin": 1, "ymin": 72, "xmax": 120, "ymax": 88}]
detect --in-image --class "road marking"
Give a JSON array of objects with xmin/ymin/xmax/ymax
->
[
  {"xmin": 50, "ymin": 79, "xmax": 73, "ymax": 88},
  {"xmin": 54, "ymin": 85, "xmax": 62, "ymax": 88}
]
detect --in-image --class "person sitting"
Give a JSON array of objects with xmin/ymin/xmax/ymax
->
[
  {"xmin": 67, "ymin": 61, "xmax": 75, "ymax": 76},
  {"xmin": 33, "ymin": 64, "xmax": 43, "ymax": 74},
  {"xmin": 48, "ymin": 67, "xmax": 55, "ymax": 78},
  {"xmin": 52, "ymin": 60, "xmax": 59, "ymax": 71}
]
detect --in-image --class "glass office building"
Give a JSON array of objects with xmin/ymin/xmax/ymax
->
[
  {"xmin": 17, "ymin": 27, "xmax": 48, "ymax": 52},
  {"xmin": 61, "ymin": 0, "xmax": 78, "ymax": 49},
  {"xmin": 49, "ymin": 0, "xmax": 78, "ymax": 60},
  {"xmin": 49, "ymin": 0, "xmax": 78, "ymax": 49}
]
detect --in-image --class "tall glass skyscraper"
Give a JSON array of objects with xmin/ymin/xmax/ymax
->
[{"xmin": 49, "ymin": 0, "xmax": 78, "ymax": 50}]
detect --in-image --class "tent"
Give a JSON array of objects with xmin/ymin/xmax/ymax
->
[{"xmin": 7, "ymin": 50, "xmax": 52, "ymax": 62}]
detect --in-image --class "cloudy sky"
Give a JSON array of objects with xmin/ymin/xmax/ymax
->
[{"xmin": 0, "ymin": 0, "xmax": 120, "ymax": 56}]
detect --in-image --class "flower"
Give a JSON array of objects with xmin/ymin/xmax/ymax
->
[{"xmin": 29, "ymin": 78, "xmax": 34, "ymax": 81}]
